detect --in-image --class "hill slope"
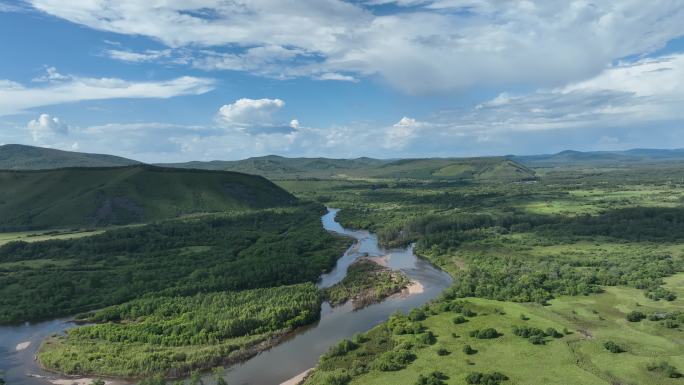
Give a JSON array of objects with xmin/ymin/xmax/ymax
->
[
  {"xmin": 162, "ymin": 155, "xmax": 387, "ymax": 179},
  {"xmin": 511, "ymin": 148, "xmax": 684, "ymax": 167},
  {"xmin": 163, "ymin": 156, "xmax": 536, "ymax": 181},
  {"xmin": 0, "ymin": 166, "xmax": 296, "ymax": 230},
  {"xmin": 0, "ymin": 144, "xmax": 140, "ymax": 170}
]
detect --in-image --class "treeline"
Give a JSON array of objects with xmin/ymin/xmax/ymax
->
[
  {"xmin": 0, "ymin": 203, "xmax": 350, "ymax": 324},
  {"xmin": 38, "ymin": 284, "xmax": 320, "ymax": 377}
]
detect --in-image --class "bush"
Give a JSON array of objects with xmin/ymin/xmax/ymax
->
[
  {"xmin": 469, "ymin": 328, "xmax": 501, "ymax": 339},
  {"xmin": 647, "ymin": 361, "xmax": 682, "ymax": 378},
  {"xmin": 626, "ymin": 311, "xmax": 646, "ymax": 322},
  {"xmin": 453, "ymin": 316, "xmax": 468, "ymax": 324},
  {"xmin": 372, "ymin": 350, "xmax": 417, "ymax": 371},
  {"xmin": 545, "ymin": 328, "xmax": 563, "ymax": 338},
  {"xmin": 529, "ymin": 335, "xmax": 546, "ymax": 345},
  {"xmin": 418, "ymin": 331, "xmax": 437, "ymax": 345},
  {"xmin": 463, "ymin": 344, "xmax": 477, "ymax": 355},
  {"xmin": 328, "ymin": 339, "xmax": 358, "ymax": 357},
  {"xmin": 463, "ymin": 309, "xmax": 477, "ymax": 317},
  {"xmin": 603, "ymin": 341, "xmax": 625, "ymax": 353},
  {"xmin": 436, "ymin": 347, "xmax": 450, "ymax": 356},
  {"xmin": 409, "ymin": 308, "xmax": 427, "ymax": 321},
  {"xmin": 664, "ymin": 319, "xmax": 679, "ymax": 329},
  {"xmin": 466, "ymin": 371, "xmax": 509, "ymax": 385},
  {"xmin": 415, "ymin": 371, "xmax": 449, "ymax": 385}
]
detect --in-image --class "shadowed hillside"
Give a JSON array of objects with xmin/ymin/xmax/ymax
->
[
  {"xmin": 0, "ymin": 144, "xmax": 140, "ymax": 170},
  {"xmin": 0, "ymin": 166, "xmax": 296, "ymax": 230}
]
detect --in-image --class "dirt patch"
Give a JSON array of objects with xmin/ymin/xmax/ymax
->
[{"xmin": 280, "ymin": 369, "xmax": 313, "ymax": 385}]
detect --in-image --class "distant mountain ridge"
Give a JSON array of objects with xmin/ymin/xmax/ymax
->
[
  {"xmin": 0, "ymin": 144, "xmax": 140, "ymax": 170},
  {"xmin": 0, "ymin": 165, "xmax": 296, "ymax": 230},
  {"xmin": 510, "ymin": 148, "xmax": 684, "ymax": 166},
  {"xmin": 161, "ymin": 155, "xmax": 537, "ymax": 181}
]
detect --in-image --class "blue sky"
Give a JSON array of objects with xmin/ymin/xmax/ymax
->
[{"xmin": 1, "ymin": 0, "xmax": 684, "ymax": 162}]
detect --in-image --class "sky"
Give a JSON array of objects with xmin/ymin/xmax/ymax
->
[{"xmin": 1, "ymin": 0, "xmax": 684, "ymax": 162}]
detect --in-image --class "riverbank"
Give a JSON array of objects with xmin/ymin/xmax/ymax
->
[{"xmin": 2, "ymin": 208, "xmax": 452, "ymax": 385}]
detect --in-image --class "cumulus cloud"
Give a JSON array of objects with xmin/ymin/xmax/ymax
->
[
  {"xmin": 449, "ymin": 53, "xmax": 684, "ymax": 136},
  {"xmin": 0, "ymin": 69, "xmax": 215, "ymax": 116},
  {"xmin": 26, "ymin": 0, "xmax": 684, "ymax": 93},
  {"xmin": 384, "ymin": 117, "xmax": 426, "ymax": 149},
  {"xmin": 217, "ymin": 98, "xmax": 295, "ymax": 134},
  {"xmin": 27, "ymin": 113, "xmax": 70, "ymax": 141}
]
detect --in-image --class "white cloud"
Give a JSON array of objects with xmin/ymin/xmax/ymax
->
[
  {"xmin": 32, "ymin": 67, "xmax": 70, "ymax": 82},
  {"xmin": 0, "ymin": 69, "xmax": 215, "ymax": 116},
  {"xmin": 106, "ymin": 49, "xmax": 172, "ymax": 63},
  {"xmin": 217, "ymin": 98, "xmax": 288, "ymax": 131},
  {"xmin": 315, "ymin": 73, "xmax": 359, "ymax": 82},
  {"xmin": 27, "ymin": 113, "xmax": 70, "ymax": 141},
  {"xmin": 384, "ymin": 116, "xmax": 425, "ymax": 149},
  {"xmin": 289, "ymin": 119, "xmax": 300, "ymax": 129},
  {"xmin": 27, "ymin": 0, "xmax": 684, "ymax": 93}
]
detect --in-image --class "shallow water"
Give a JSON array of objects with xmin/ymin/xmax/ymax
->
[{"xmin": 0, "ymin": 208, "xmax": 452, "ymax": 385}]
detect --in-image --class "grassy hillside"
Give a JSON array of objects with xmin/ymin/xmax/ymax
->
[
  {"xmin": 0, "ymin": 165, "xmax": 296, "ymax": 230},
  {"xmin": 364, "ymin": 158, "xmax": 536, "ymax": 181},
  {"xmin": 0, "ymin": 144, "xmax": 140, "ymax": 170},
  {"xmin": 163, "ymin": 156, "xmax": 536, "ymax": 182}
]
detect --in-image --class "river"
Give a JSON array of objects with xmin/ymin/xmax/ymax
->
[{"xmin": 0, "ymin": 208, "xmax": 452, "ymax": 385}]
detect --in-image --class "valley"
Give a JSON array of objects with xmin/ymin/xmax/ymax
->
[{"xmin": 1, "ymin": 145, "xmax": 684, "ymax": 385}]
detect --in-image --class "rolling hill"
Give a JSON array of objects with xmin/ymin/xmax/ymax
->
[
  {"xmin": 162, "ymin": 156, "xmax": 536, "ymax": 181},
  {"xmin": 0, "ymin": 166, "xmax": 296, "ymax": 230},
  {"xmin": 0, "ymin": 144, "xmax": 140, "ymax": 170},
  {"xmin": 511, "ymin": 148, "xmax": 684, "ymax": 167},
  {"xmin": 162, "ymin": 155, "xmax": 387, "ymax": 179}
]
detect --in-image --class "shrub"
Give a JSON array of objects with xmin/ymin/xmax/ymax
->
[
  {"xmin": 327, "ymin": 339, "xmax": 358, "ymax": 357},
  {"xmin": 664, "ymin": 319, "xmax": 679, "ymax": 329},
  {"xmin": 626, "ymin": 311, "xmax": 646, "ymax": 322},
  {"xmin": 466, "ymin": 371, "xmax": 509, "ymax": 385},
  {"xmin": 453, "ymin": 316, "xmax": 468, "ymax": 324},
  {"xmin": 529, "ymin": 335, "xmax": 546, "ymax": 345},
  {"xmin": 463, "ymin": 344, "xmax": 477, "ymax": 355},
  {"xmin": 519, "ymin": 314, "xmax": 529, "ymax": 321},
  {"xmin": 418, "ymin": 331, "xmax": 437, "ymax": 345},
  {"xmin": 436, "ymin": 347, "xmax": 450, "ymax": 356},
  {"xmin": 415, "ymin": 371, "xmax": 449, "ymax": 385},
  {"xmin": 372, "ymin": 350, "xmax": 417, "ymax": 371},
  {"xmin": 647, "ymin": 361, "xmax": 682, "ymax": 378},
  {"xmin": 545, "ymin": 328, "xmax": 563, "ymax": 338},
  {"xmin": 409, "ymin": 308, "xmax": 427, "ymax": 321},
  {"xmin": 463, "ymin": 309, "xmax": 477, "ymax": 317},
  {"xmin": 603, "ymin": 341, "xmax": 625, "ymax": 353},
  {"xmin": 469, "ymin": 328, "xmax": 501, "ymax": 339}
]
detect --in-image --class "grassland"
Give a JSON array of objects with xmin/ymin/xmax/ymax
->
[
  {"xmin": 306, "ymin": 275, "xmax": 684, "ymax": 385},
  {"xmin": 288, "ymin": 164, "xmax": 684, "ymax": 385}
]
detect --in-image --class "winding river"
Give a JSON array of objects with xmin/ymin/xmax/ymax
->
[{"xmin": 0, "ymin": 208, "xmax": 452, "ymax": 385}]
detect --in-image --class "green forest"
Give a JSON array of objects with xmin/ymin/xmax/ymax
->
[
  {"xmin": 0, "ymin": 203, "xmax": 349, "ymax": 324},
  {"xmin": 39, "ymin": 283, "xmax": 322, "ymax": 376}
]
